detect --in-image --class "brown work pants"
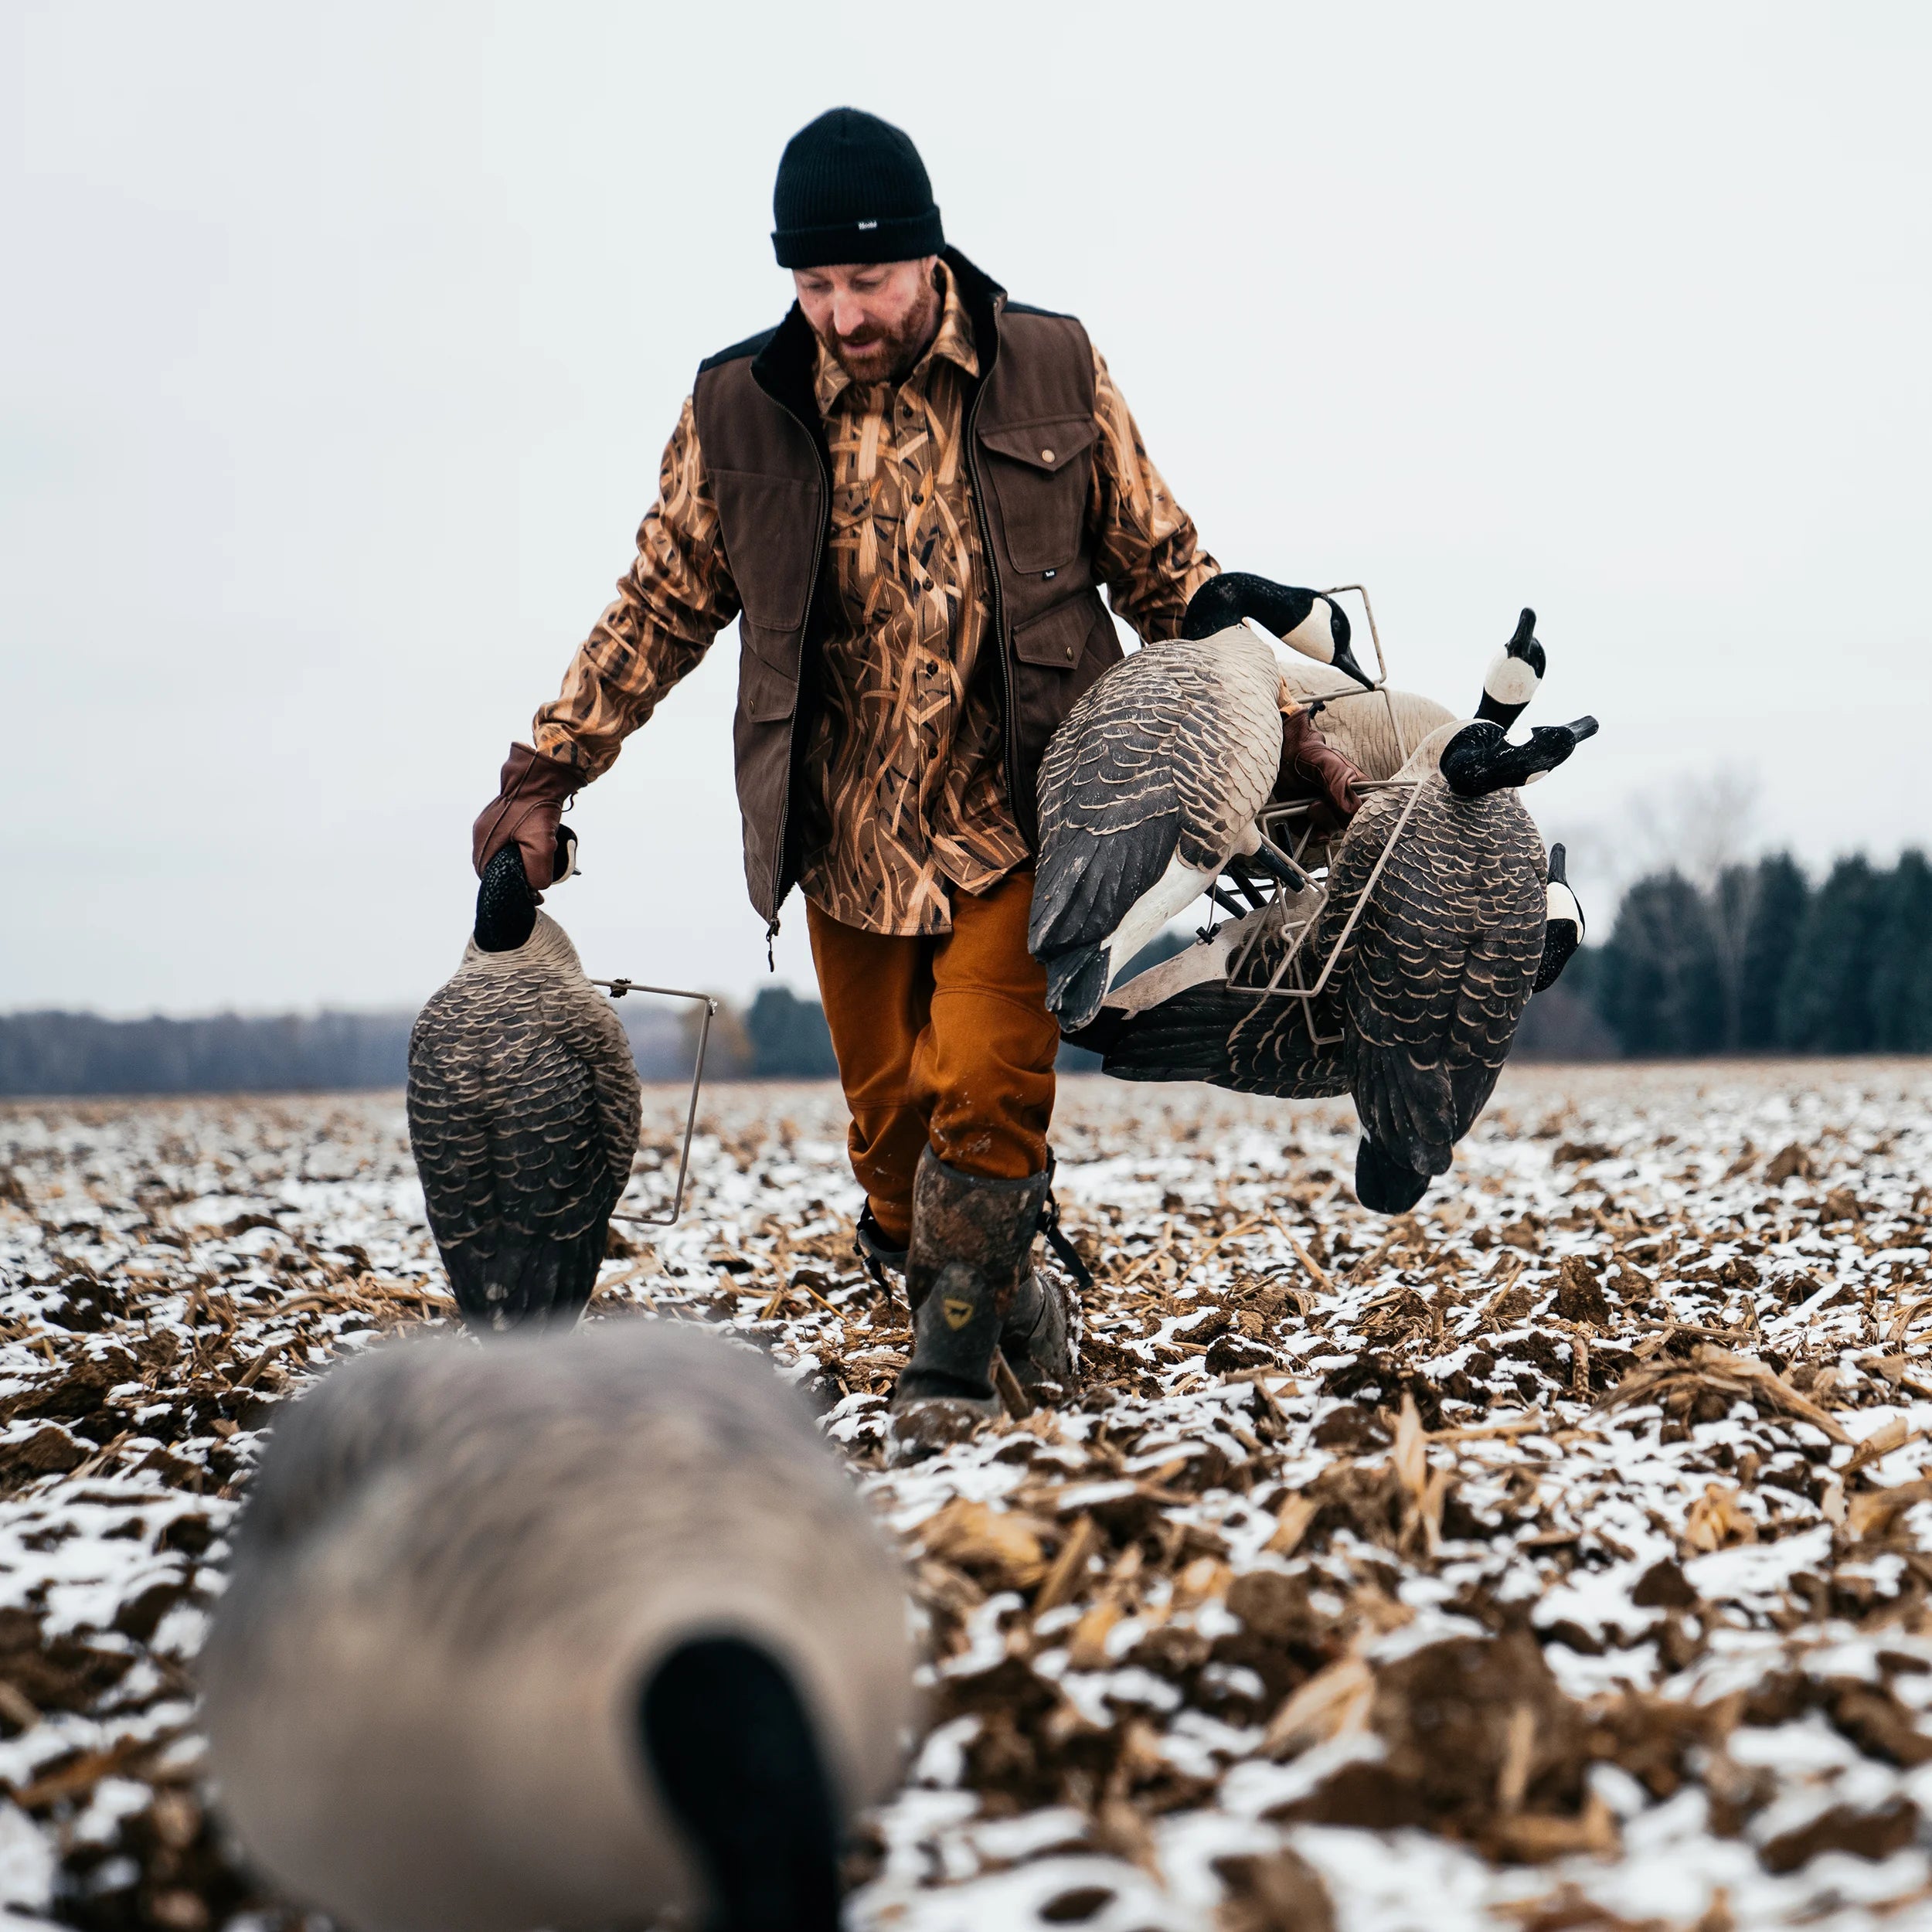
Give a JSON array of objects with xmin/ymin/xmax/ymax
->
[{"xmin": 806, "ymin": 869, "xmax": 1059, "ymax": 1248}]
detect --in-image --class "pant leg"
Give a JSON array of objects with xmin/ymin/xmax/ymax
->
[
  {"xmin": 805, "ymin": 900, "xmax": 934, "ymax": 1247},
  {"xmin": 910, "ymin": 869, "xmax": 1059, "ymax": 1181}
]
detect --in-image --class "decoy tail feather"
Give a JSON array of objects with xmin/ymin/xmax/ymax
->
[{"xmin": 1354, "ymin": 1134, "xmax": 1432, "ymax": 1213}]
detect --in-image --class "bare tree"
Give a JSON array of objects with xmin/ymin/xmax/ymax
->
[{"xmin": 1632, "ymin": 768, "xmax": 1765, "ymax": 1051}]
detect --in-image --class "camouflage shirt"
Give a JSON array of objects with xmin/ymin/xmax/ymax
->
[{"xmin": 532, "ymin": 266, "xmax": 1216, "ymax": 936}]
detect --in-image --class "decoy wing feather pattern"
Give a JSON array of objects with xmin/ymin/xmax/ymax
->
[
  {"xmin": 1342, "ymin": 787, "xmax": 1546, "ymax": 1176},
  {"xmin": 1099, "ymin": 978, "xmax": 1349, "ymax": 1097},
  {"xmin": 406, "ymin": 913, "xmax": 641, "ymax": 1328},
  {"xmin": 1030, "ymin": 633, "xmax": 1284, "ymax": 957}
]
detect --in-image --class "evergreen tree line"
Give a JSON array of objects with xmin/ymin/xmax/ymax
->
[{"xmin": 1570, "ymin": 849, "xmax": 1932, "ymax": 1057}]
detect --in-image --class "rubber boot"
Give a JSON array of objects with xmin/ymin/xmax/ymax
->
[
  {"xmin": 886, "ymin": 1151, "xmax": 1049, "ymax": 1465},
  {"xmin": 999, "ymin": 1266, "xmax": 1076, "ymax": 1402}
]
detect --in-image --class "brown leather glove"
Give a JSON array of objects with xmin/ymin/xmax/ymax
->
[
  {"xmin": 1277, "ymin": 708, "xmax": 1365, "ymax": 832},
  {"xmin": 471, "ymin": 743, "xmax": 581, "ymax": 889}
]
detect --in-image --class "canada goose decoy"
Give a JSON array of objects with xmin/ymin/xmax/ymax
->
[
  {"xmin": 1535, "ymin": 842, "xmax": 1585, "ymax": 991},
  {"xmin": 1097, "ymin": 703, "xmax": 1600, "ymax": 1214},
  {"xmin": 1476, "ymin": 607, "xmax": 1546, "ymax": 730},
  {"xmin": 1029, "ymin": 575, "xmax": 1372, "ymax": 1032},
  {"xmin": 199, "ymin": 1321, "xmax": 916, "ymax": 1932},
  {"xmin": 406, "ymin": 832, "xmax": 641, "ymax": 1332}
]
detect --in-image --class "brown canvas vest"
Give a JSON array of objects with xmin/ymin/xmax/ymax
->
[{"xmin": 692, "ymin": 248, "xmax": 1121, "ymax": 927}]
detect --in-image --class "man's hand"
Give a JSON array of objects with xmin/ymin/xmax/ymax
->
[
  {"xmin": 471, "ymin": 743, "xmax": 582, "ymax": 890},
  {"xmin": 1278, "ymin": 709, "xmax": 1365, "ymax": 833}
]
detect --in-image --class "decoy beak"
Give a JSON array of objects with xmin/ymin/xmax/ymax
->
[
  {"xmin": 1548, "ymin": 841, "xmax": 1570, "ymax": 889},
  {"xmin": 1279, "ymin": 597, "xmax": 1376, "ymax": 690}
]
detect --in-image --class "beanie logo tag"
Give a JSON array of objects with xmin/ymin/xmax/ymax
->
[{"xmin": 856, "ymin": 219, "xmax": 878, "ymax": 230}]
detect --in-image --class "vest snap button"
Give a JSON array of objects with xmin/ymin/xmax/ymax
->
[{"xmin": 1039, "ymin": 447, "xmax": 1055, "ymax": 463}]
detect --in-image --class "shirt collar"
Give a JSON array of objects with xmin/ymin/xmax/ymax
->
[{"xmin": 811, "ymin": 263, "xmax": 980, "ymax": 415}]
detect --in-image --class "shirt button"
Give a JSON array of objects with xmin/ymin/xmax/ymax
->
[{"xmin": 1039, "ymin": 447, "xmax": 1055, "ymax": 463}]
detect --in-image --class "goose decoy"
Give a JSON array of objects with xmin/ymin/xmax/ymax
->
[
  {"xmin": 1535, "ymin": 842, "xmax": 1585, "ymax": 991},
  {"xmin": 1096, "ymin": 698, "xmax": 1600, "ymax": 1214},
  {"xmin": 199, "ymin": 1321, "xmax": 916, "ymax": 1932},
  {"xmin": 1029, "ymin": 574, "xmax": 1372, "ymax": 1032},
  {"xmin": 1475, "ymin": 607, "xmax": 1546, "ymax": 730},
  {"xmin": 406, "ymin": 833, "xmax": 641, "ymax": 1332}
]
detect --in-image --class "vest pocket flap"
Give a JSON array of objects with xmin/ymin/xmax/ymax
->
[
  {"xmin": 737, "ymin": 630, "xmax": 799, "ymax": 722},
  {"xmin": 1012, "ymin": 597, "xmax": 1102, "ymax": 670},
  {"xmin": 978, "ymin": 418, "xmax": 1097, "ymax": 474}
]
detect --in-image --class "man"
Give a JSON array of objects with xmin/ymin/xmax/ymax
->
[{"xmin": 472, "ymin": 107, "xmax": 1362, "ymax": 1458}]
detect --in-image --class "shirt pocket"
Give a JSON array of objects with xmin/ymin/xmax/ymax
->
[{"xmin": 978, "ymin": 417, "xmax": 1097, "ymax": 575}]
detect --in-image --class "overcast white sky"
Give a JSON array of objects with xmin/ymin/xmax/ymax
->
[{"xmin": 5, "ymin": 2, "xmax": 1927, "ymax": 1016}]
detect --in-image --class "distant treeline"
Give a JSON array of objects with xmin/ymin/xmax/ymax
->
[
  {"xmin": 8, "ymin": 856, "xmax": 1925, "ymax": 1094},
  {"xmin": 1553, "ymin": 850, "xmax": 1932, "ymax": 1059},
  {"xmin": 0, "ymin": 991, "xmax": 837, "ymax": 1097}
]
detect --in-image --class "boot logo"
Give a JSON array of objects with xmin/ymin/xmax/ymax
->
[{"xmin": 941, "ymin": 1296, "xmax": 975, "ymax": 1332}]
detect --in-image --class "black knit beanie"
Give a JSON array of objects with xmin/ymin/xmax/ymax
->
[{"xmin": 771, "ymin": 107, "xmax": 944, "ymax": 269}]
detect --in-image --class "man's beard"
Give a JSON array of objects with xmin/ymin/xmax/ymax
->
[{"xmin": 825, "ymin": 282, "xmax": 942, "ymax": 386}]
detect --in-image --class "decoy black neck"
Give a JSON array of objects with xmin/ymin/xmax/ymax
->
[
  {"xmin": 1182, "ymin": 571, "xmax": 1315, "ymax": 642},
  {"xmin": 474, "ymin": 843, "xmax": 539, "ymax": 954},
  {"xmin": 1440, "ymin": 716, "xmax": 1599, "ymax": 798},
  {"xmin": 1473, "ymin": 607, "xmax": 1546, "ymax": 730},
  {"xmin": 640, "ymin": 1637, "xmax": 842, "ymax": 1932}
]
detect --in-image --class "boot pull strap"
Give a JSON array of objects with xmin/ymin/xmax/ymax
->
[
  {"xmin": 852, "ymin": 1206, "xmax": 906, "ymax": 1301},
  {"xmin": 1038, "ymin": 1188, "xmax": 1094, "ymax": 1295}
]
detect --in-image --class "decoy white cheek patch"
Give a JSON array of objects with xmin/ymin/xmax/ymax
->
[
  {"xmin": 1278, "ymin": 607, "xmax": 1336, "ymax": 663},
  {"xmin": 1547, "ymin": 882, "xmax": 1583, "ymax": 929},
  {"xmin": 1485, "ymin": 651, "xmax": 1541, "ymax": 706}
]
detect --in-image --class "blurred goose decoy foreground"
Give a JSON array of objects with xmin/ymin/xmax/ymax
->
[
  {"xmin": 199, "ymin": 1321, "xmax": 916, "ymax": 1932},
  {"xmin": 406, "ymin": 833, "xmax": 641, "ymax": 1332}
]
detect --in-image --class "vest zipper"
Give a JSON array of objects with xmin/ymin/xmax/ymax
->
[
  {"xmin": 963, "ymin": 297, "xmax": 1030, "ymax": 855},
  {"xmin": 757, "ymin": 400, "xmax": 832, "ymax": 930}
]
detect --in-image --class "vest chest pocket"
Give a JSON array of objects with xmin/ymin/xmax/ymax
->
[
  {"xmin": 978, "ymin": 417, "xmax": 1097, "ymax": 575},
  {"xmin": 709, "ymin": 469, "xmax": 819, "ymax": 631}
]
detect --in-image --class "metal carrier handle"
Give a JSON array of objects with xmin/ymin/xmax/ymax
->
[
  {"xmin": 589, "ymin": 978, "xmax": 719, "ymax": 1227},
  {"xmin": 1311, "ymin": 583, "xmax": 1414, "ymax": 767},
  {"xmin": 1202, "ymin": 583, "xmax": 1428, "ymax": 1051}
]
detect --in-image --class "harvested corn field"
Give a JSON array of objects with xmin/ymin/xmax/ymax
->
[{"xmin": 2, "ymin": 1062, "xmax": 1932, "ymax": 1930}]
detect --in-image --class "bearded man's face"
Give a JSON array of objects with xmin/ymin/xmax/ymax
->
[{"xmin": 792, "ymin": 257, "xmax": 943, "ymax": 386}]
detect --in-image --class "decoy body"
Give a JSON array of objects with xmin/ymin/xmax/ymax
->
[
  {"xmin": 199, "ymin": 1321, "xmax": 915, "ymax": 1932},
  {"xmin": 1029, "ymin": 577, "xmax": 1375, "ymax": 1032},
  {"xmin": 1064, "ymin": 605, "xmax": 1597, "ymax": 1213},
  {"xmin": 406, "ymin": 838, "xmax": 641, "ymax": 1332}
]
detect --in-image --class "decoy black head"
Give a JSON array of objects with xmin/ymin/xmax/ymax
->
[
  {"xmin": 474, "ymin": 843, "xmax": 538, "ymax": 953},
  {"xmin": 1439, "ymin": 716, "xmax": 1598, "ymax": 798},
  {"xmin": 1180, "ymin": 572, "xmax": 1376, "ymax": 689},
  {"xmin": 640, "ymin": 1635, "xmax": 841, "ymax": 1932},
  {"xmin": 474, "ymin": 825, "xmax": 577, "ymax": 954},
  {"xmin": 1474, "ymin": 608, "xmax": 1546, "ymax": 730}
]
